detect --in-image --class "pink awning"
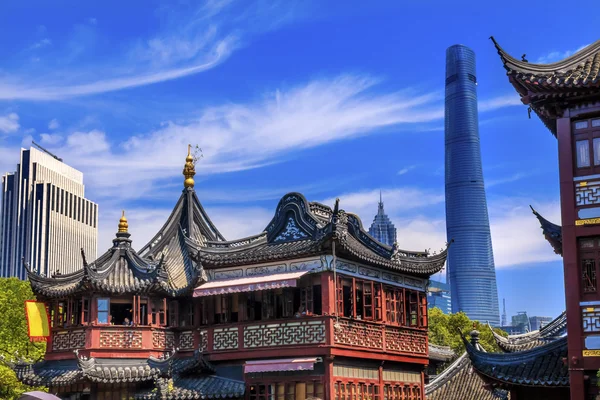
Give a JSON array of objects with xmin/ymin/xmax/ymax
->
[
  {"xmin": 193, "ymin": 270, "xmax": 309, "ymax": 297},
  {"xmin": 244, "ymin": 358, "xmax": 319, "ymax": 373}
]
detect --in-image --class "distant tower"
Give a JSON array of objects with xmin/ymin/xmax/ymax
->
[
  {"xmin": 0, "ymin": 147, "xmax": 98, "ymax": 279},
  {"xmin": 368, "ymin": 192, "xmax": 397, "ymax": 246},
  {"xmin": 501, "ymin": 298, "xmax": 507, "ymax": 326},
  {"xmin": 444, "ymin": 45, "xmax": 500, "ymax": 326}
]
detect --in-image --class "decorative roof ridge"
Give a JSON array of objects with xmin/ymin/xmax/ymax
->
[
  {"xmin": 24, "ymin": 258, "xmax": 84, "ymax": 282},
  {"xmin": 539, "ymin": 311, "xmax": 567, "ymax": 336},
  {"xmin": 202, "ymin": 232, "xmax": 268, "ymax": 251},
  {"xmin": 425, "ymin": 352, "xmax": 469, "ymax": 394},
  {"xmin": 465, "ymin": 334, "xmax": 567, "ymax": 365},
  {"xmin": 189, "ymin": 189, "xmax": 225, "ymax": 241},
  {"xmin": 488, "ymin": 321, "xmax": 541, "ymax": 344},
  {"xmin": 530, "ymin": 205, "xmax": 562, "ymax": 232},
  {"xmin": 490, "ymin": 36, "xmax": 600, "ymax": 74},
  {"xmin": 531, "ymin": 205, "xmax": 563, "ymax": 255}
]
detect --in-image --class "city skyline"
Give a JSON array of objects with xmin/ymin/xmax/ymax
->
[{"xmin": 0, "ymin": 0, "xmax": 589, "ymax": 319}]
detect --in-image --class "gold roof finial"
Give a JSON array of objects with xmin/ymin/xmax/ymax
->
[
  {"xmin": 118, "ymin": 210, "xmax": 128, "ymax": 233},
  {"xmin": 183, "ymin": 144, "xmax": 196, "ymax": 188}
]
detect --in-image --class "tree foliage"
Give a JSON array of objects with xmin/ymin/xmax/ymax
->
[
  {"xmin": 428, "ymin": 307, "xmax": 508, "ymax": 354},
  {"xmin": 0, "ymin": 278, "xmax": 47, "ymax": 399}
]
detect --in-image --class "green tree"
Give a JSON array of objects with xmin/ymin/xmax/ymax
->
[
  {"xmin": 428, "ymin": 307, "xmax": 508, "ymax": 354},
  {"xmin": 0, "ymin": 278, "xmax": 47, "ymax": 399}
]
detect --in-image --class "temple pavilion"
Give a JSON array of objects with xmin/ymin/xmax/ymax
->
[{"xmin": 6, "ymin": 146, "xmax": 450, "ymax": 400}]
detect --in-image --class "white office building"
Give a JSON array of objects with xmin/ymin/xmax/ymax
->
[{"xmin": 0, "ymin": 147, "xmax": 98, "ymax": 279}]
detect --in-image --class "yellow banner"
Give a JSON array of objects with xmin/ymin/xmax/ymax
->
[
  {"xmin": 25, "ymin": 301, "xmax": 50, "ymax": 341},
  {"xmin": 583, "ymin": 350, "xmax": 600, "ymax": 357}
]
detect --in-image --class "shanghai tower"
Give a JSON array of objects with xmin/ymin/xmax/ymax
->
[{"xmin": 444, "ymin": 45, "xmax": 500, "ymax": 326}]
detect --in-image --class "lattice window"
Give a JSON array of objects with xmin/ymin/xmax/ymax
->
[
  {"xmin": 300, "ymin": 285, "xmax": 314, "ymax": 314},
  {"xmin": 382, "ymin": 384, "xmax": 422, "ymax": 400},
  {"xmin": 335, "ymin": 381, "xmax": 380, "ymax": 400},
  {"xmin": 419, "ymin": 293, "xmax": 427, "ymax": 328},
  {"xmin": 407, "ymin": 292, "xmax": 418, "ymax": 327},
  {"xmin": 250, "ymin": 381, "xmax": 324, "ymax": 400},
  {"xmin": 385, "ymin": 288, "xmax": 405, "ymax": 326},
  {"xmin": 583, "ymin": 258, "xmax": 597, "ymax": 293}
]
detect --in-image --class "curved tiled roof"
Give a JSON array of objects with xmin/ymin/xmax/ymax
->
[
  {"xmin": 197, "ymin": 194, "xmax": 448, "ymax": 277},
  {"xmin": 490, "ymin": 37, "xmax": 600, "ymax": 136},
  {"xmin": 491, "ymin": 311, "xmax": 567, "ymax": 353},
  {"xmin": 428, "ymin": 344, "xmax": 456, "ymax": 362},
  {"xmin": 530, "ymin": 206, "xmax": 562, "ymax": 256},
  {"xmin": 465, "ymin": 336, "xmax": 569, "ymax": 387},
  {"xmin": 136, "ymin": 375, "xmax": 246, "ymax": 400},
  {"xmin": 426, "ymin": 353, "xmax": 508, "ymax": 400}
]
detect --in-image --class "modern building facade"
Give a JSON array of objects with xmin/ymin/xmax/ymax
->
[
  {"xmin": 368, "ymin": 193, "xmax": 397, "ymax": 246},
  {"xmin": 0, "ymin": 147, "xmax": 98, "ymax": 279},
  {"xmin": 530, "ymin": 316, "xmax": 553, "ymax": 331},
  {"xmin": 427, "ymin": 280, "xmax": 452, "ymax": 314},
  {"xmin": 511, "ymin": 311, "xmax": 531, "ymax": 334},
  {"xmin": 444, "ymin": 44, "xmax": 500, "ymax": 326}
]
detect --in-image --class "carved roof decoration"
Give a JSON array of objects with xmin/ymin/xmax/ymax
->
[
  {"xmin": 197, "ymin": 194, "xmax": 449, "ymax": 277},
  {"xmin": 530, "ymin": 206, "xmax": 562, "ymax": 256},
  {"xmin": 490, "ymin": 311, "xmax": 567, "ymax": 353},
  {"xmin": 491, "ymin": 37, "xmax": 600, "ymax": 136},
  {"xmin": 464, "ymin": 335, "xmax": 569, "ymax": 388}
]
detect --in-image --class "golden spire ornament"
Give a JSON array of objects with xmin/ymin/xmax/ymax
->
[
  {"xmin": 118, "ymin": 210, "xmax": 129, "ymax": 233},
  {"xmin": 183, "ymin": 144, "xmax": 196, "ymax": 188}
]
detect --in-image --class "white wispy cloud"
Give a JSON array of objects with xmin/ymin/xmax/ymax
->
[
  {"xmin": 486, "ymin": 172, "xmax": 530, "ymax": 189},
  {"xmin": 30, "ymin": 38, "xmax": 52, "ymax": 50},
  {"xmin": 39, "ymin": 133, "xmax": 63, "ymax": 145},
  {"xmin": 0, "ymin": 2, "xmax": 303, "ymax": 101},
  {"xmin": 535, "ymin": 44, "xmax": 590, "ymax": 64},
  {"xmin": 48, "ymin": 119, "xmax": 60, "ymax": 130},
  {"xmin": 0, "ymin": 113, "xmax": 20, "ymax": 134},
  {"xmin": 479, "ymin": 95, "xmax": 522, "ymax": 112},
  {"xmin": 397, "ymin": 165, "xmax": 417, "ymax": 176}
]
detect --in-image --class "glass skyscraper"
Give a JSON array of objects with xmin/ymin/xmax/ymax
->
[
  {"xmin": 444, "ymin": 45, "xmax": 500, "ymax": 326},
  {"xmin": 368, "ymin": 193, "xmax": 397, "ymax": 246}
]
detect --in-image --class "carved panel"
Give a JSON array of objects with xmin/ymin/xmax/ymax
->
[
  {"xmin": 290, "ymin": 260, "xmax": 322, "ymax": 272},
  {"xmin": 213, "ymin": 327, "xmax": 238, "ymax": 350},
  {"xmin": 213, "ymin": 269, "xmax": 243, "ymax": 280},
  {"xmin": 199, "ymin": 329, "xmax": 208, "ymax": 352},
  {"xmin": 334, "ymin": 320, "xmax": 383, "ymax": 349},
  {"xmin": 153, "ymin": 330, "xmax": 166, "ymax": 349},
  {"xmin": 385, "ymin": 326, "xmax": 427, "ymax": 355},
  {"xmin": 179, "ymin": 331, "xmax": 195, "ymax": 351},
  {"xmin": 244, "ymin": 320, "xmax": 326, "ymax": 348},
  {"xmin": 246, "ymin": 264, "xmax": 286, "ymax": 276},
  {"xmin": 274, "ymin": 217, "xmax": 309, "ymax": 242},
  {"xmin": 583, "ymin": 307, "xmax": 600, "ymax": 333},
  {"xmin": 52, "ymin": 330, "xmax": 86, "ymax": 352},
  {"xmin": 99, "ymin": 329, "xmax": 142, "ymax": 349},
  {"xmin": 576, "ymin": 181, "xmax": 600, "ymax": 206}
]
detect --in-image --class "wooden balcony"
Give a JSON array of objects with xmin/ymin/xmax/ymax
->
[
  {"xmin": 47, "ymin": 317, "xmax": 428, "ymax": 361},
  {"xmin": 48, "ymin": 325, "xmax": 198, "ymax": 357}
]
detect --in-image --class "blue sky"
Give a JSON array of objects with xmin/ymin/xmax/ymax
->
[{"xmin": 0, "ymin": 0, "xmax": 595, "ymax": 321}]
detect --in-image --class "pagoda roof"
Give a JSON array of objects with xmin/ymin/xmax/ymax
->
[
  {"xmin": 464, "ymin": 335, "xmax": 569, "ymax": 388},
  {"xmin": 27, "ymin": 231, "xmax": 171, "ymax": 298},
  {"xmin": 490, "ymin": 311, "xmax": 567, "ymax": 353},
  {"xmin": 7, "ymin": 349, "xmax": 220, "ymax": 388},
  {"xmin": 425, "ymin": 353, "xmax": 509, "ymax": 400},
  {"xmin": 531, "ymin": 206, "xmax": 562, "ymax": 256},
  {"xmin": 491, "ymin": 37, "xmax": 600, "ymax": 136},
  {"xmin": 195, "ymin": 193, "xmax": 449, "ymax": 277}
]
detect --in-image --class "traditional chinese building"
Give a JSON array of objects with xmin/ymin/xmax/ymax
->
[
  {"xmin": 8, "ymin": 147, "xmax": 450, "ymax": 400},
  {"xmin": 481, "ymin": 36, "xmax": 600, "ymax": 400}
]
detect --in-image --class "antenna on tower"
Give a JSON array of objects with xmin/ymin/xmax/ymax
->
[
  {"xmin": 501, "ymin": 298, "xmax": 507, "ymax": 327},
  {"xmin": 32, "ymin": 140, "xmax": 63, "ymax": 162}
]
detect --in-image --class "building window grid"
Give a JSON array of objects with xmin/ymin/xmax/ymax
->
[{"xmin": 249, "ymin": 381, "xmax": 324, "ymax": 400}]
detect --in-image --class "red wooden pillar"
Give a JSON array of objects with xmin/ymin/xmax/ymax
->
[
  {"xmin": 557, "ymin": 115, "xmax": 585, "ymax": 400},
  {"xmin": 321, "ymin": 272, "xmax": 335, "ymax": 315},
  {"xmin": 325, "ymin": 356, "xmax": 334, "ymax": 400}
]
